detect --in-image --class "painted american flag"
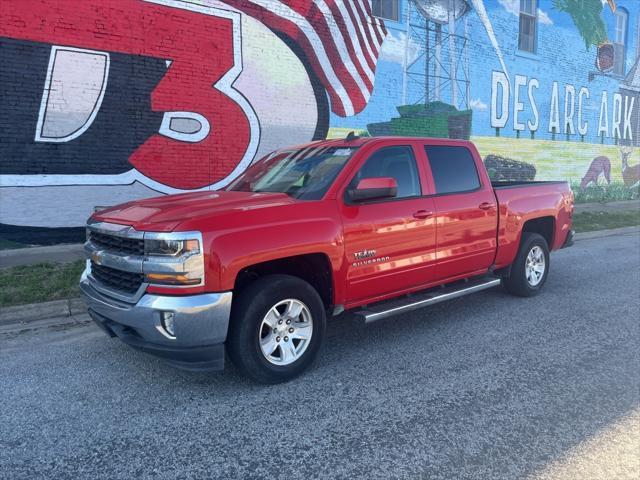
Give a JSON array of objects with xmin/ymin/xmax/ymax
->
[{"xmin": 222, "ymin": 0, "xmax": 388, "ymax": 117}]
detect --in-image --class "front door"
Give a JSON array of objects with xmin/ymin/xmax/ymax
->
[{"xmin": 340, "ymin": 144, "xmax": 437, "ymax": 306}]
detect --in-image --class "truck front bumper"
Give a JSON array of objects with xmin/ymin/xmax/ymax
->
[{"xmin": 80, "ymin": 272, "xmax": 232, "ymax": 371}]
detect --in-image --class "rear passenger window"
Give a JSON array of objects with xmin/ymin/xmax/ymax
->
[{"xmin": 425, "ymin": 146, "xmax": 481, "ymax": 194}]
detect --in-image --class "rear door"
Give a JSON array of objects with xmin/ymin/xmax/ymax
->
[
  {"xmin": 340, "ymin": 142, "xmax": 437, "ymax": 305},
  {"xmin": 422, "ymin": 144, "xmax": 498, "ymax": 280}
]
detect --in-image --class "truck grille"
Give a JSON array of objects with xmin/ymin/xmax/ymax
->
[
  {"xmin": 89, "ymin": 231, "xmax": 144, "ymax": 256},
  {"xmin": 91, "ymin": 261, "xmax": 144, "ymax": 294}
]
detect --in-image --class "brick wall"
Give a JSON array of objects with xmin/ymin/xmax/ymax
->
[{"xmin": 0, "ymin": 0, "xmax": 638, "ymax": 244}]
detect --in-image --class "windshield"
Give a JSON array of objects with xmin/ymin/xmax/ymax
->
[{"xmin": 226, "ymin": 146, "xmax": 358, "ymax": 200}]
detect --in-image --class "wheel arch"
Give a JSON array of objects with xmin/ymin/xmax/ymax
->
[
  {"xmin": 494, "ymin": 216, "xmax": 554, "ymax": 278},
  {"xmin": 521, "ymin": 216, "xmax": 555, "ymax": 248},
  {"xmin": 233, "ymin": 253, "xmax": 334, "ymax": 311}
]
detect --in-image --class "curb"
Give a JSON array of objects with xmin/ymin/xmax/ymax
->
[
  {"xmin": 574, "ymin": 225, "xmax": 640, "ymax": 241},
  {"xmin": 0, "ymin": 297, "xmax": 87, "ymax": 326},
  {"xmin": 1, "ymin": 225, "xmax": 638, "ymax": 327},
  {"xmin": 574, "ymin": 200, "xmax": 639, "ymax": 214}
]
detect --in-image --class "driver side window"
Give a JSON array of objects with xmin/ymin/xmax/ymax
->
[{"xmin": 348, "ymin": 145, "xmax": 421, "ymax": 200}]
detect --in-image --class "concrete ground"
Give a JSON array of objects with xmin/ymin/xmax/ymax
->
[{"xmin": 1, "ymin": 231, "xmax": 639, "ymax": 479}]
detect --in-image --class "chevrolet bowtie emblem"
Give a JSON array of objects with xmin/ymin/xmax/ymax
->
[{"xmin": 91, "ymin": 251, "xmax": 103, "ymax": 265}]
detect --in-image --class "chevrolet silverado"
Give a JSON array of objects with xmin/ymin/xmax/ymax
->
[{"xmin": 80, "ymin": 136, "xmax": 574, "ymax": 383}]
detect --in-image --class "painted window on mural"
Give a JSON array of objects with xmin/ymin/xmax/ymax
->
[
  {"xmin": 613, "ymin": 8, "xmax": 628, "ymax": 75},
  {"xmin": 372, "ymin": 0, "xmax": 399, "ymax": 22},
  {"xmin": 518, "ymin": 0, "xmax": 538, "ymax": 53}
]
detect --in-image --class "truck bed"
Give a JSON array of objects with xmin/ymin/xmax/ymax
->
[{"xmin": 492, "ymin": 180, "xmax": 573, "ymax": 269}]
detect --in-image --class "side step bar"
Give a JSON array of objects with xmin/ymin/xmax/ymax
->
[{"xmin": 355, "ymin": 277, "xmax": 502, "ymax": 324}]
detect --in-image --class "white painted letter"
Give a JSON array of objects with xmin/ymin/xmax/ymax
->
[
  {"xmin": 513, "ymin": 74, "xmax": 527, "ymax": 131},
  {"xmin": 598, "ymin": 91, "xmax": 609, "ymax": 138},
  {"xmin": 564, "ymin": 84, "xmax": 576, "ymax": 135},
  {"xmin": 577, "ymin": 87, "xmax": 589, "ymax": 136},
  {"xmin": 528, "ymin": 78, "xmax": 539, "ymax": 131},
  {"xmin": 612, "ymin": 93, "xmax": 623, "ymax": 140},
  {"xmin": 548, "ymin": 81, "xmax": 560, "ymax": 134},
  {"xmin": 491, "ymin": 71, "xmax": 510, "ymax": 129},
  {"xmin": 623, "ymin": 95, "xmax": 635, "ymax": 140}
]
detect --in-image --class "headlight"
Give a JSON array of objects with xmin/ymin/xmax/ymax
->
[
  {"xmin": 143, "ymin": 234, "xmax": 204, "ymax": 287},
  {"xmin": 144, "ymin": 238, "xmax": 200, "ymax": 257}
]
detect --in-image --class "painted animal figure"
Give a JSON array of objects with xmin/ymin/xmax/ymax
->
[
  {"xmin": 580, "ymin": 155, "xmax": 611, "ymax": 189},
  {"xmin": 620, "ymin": 146, "xmax": 640, "ymax": 187}
]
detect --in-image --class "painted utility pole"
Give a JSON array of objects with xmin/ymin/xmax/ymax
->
[
  {"xmin": 636, "ymin": 12, "xmax": 640, "ymax": 62},
  {"xmin": 425, "ymin": 19, "xmax": 430, "ymax": 102},
  {"xmin": 402, "ymin": 5, "xmax": 409, "ymax": 105},
  {"xmin": 465, "ymin": 16, "xmax": 470, "ymax": 109},
  {"xmin": 435, "ymin": 23, "xmax": 442, "ymax": 101},
  {"xmin": 448, "ymin": 0, "xmax": 457, "ymax": 107}
]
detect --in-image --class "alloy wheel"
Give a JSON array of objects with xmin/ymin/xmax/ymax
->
[
  {"xmin": 525, "ymin": 246, "xmax": 546, "ymax": 287},
  {"xmin": 259, "ymin": 299, "xmax": 313, "ymax": 366}
]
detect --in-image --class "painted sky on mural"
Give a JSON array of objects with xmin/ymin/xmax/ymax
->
[{"xmin": 329, "ymin": 0, "xmax": 638, "ymax": 142}]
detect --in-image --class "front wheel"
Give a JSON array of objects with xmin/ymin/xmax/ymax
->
[
  {"xmin": 227, "ymin": 274, "xmax": 326, "ymax": 384},
  {"xmin": 502, "ymin": 232, "xmax": 550, "ymax": 297}
]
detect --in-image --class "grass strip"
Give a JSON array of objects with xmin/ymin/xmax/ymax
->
[
  {"xmin": 0, "ymin": 260, "xmax": 85, "ymax": 308},
  {"xmin": 571, "ymin": 210, "xmax": 640, "ymax": 233},
  {"xmin": 0, "ymin": 238, "xmax": 29, "ymax": 250}
]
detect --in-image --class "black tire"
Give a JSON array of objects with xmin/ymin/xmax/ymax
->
[
  {"xmin": 227, "ymin": 274, "xmax": 326, "ymax": 384},
  {"xmin": 502, "ymin": 232, "xmax": 550, "ymax": 297}
]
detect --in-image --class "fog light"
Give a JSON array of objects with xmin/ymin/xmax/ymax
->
[{"xmin": 161, "ymin": 311, "xmax": 176, "ymax": 337}]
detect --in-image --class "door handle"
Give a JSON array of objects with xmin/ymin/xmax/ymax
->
[
  {"xmin": 413, "ymin": 210, "xmax": 433, "ymax": 219},
  {"xmin": 479, "ymin": 202, "xmax": 494, "ymax": 210}
]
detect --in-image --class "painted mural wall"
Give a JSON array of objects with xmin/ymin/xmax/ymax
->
[{"xmin": 0, "ymin": 0, "xmax": 638, "ymax": 243}]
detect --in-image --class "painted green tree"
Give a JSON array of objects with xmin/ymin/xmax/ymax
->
[{"xmin": 552, "ymin": 0, "xmax": 607, "ymax": 49}]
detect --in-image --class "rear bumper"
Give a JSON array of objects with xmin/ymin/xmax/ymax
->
[
  {"xmin": 562, "ymin": 229, "xmax": 575, "ymax": 248},
  {"xmin": 80, "ymin": 271, "xmax": 232, "ymax": 371}
]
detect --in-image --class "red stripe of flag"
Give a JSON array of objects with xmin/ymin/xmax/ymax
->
[
  {"xmin": 360, "ymin": 0, "xmax": 385, "ymax": 46},
  {"xmin": 323, "ymin": 0, "xmax": 373, "ymax": 91},
  {"xmin": 228, "ymin": 0, "xmax": 350, "ymax": 116},
  {"xmin": 342, "ymin": 0, "xmax": 377, "ymax": 71},
  {"xmin": 282, "ymin": 0, "xmax": 368, "ymax": 112}
]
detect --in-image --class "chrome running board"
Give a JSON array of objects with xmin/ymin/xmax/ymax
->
[{"xmin": 355, "ymin": 277, "xmax": 502, "ymax": 324}]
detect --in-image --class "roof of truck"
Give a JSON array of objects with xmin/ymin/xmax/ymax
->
[{"xmin": 286, "ymin": 135, "xmax": 475, "ymax": 151}]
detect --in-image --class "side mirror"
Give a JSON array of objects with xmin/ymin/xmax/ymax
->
[{"xmin": 349, "ymin": 177, "xmax": 398, "ymax": 202}]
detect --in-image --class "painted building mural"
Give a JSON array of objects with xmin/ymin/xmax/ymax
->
[{"xmin": 0, "ymin": 0, "xmax": 638, "ymax": 243}]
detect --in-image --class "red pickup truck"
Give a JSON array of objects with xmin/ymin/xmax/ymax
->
[{"xmin": 80, "ymin": 136, "xmax": 574, "ymax": 383}]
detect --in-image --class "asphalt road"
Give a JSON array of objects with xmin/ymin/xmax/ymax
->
[{"xmin": 1, "ymin": 232, "xmax": 639, "ymax": 480}]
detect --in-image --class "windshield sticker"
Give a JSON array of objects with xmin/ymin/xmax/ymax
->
[{"xmin": 333, "ymin": 148, "xmax": 354, "ymax": 156}]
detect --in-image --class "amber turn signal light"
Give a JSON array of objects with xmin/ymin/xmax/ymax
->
[{"xmin": 146, "ymin": 273, "xmax": 201, "ymax": 286}]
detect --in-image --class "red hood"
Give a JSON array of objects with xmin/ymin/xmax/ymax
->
[{"xmin": 91, "ymin": 190, "xmax": 295, "ymax": 231}]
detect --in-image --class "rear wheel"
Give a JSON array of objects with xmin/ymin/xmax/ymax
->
[
  {"xmin": 502, "ymin": 232, "xmax": 550, "ymax": 297},
  {"xmin": 227, "ymin": 274, "xmax": 326, "ymax": 383}
]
